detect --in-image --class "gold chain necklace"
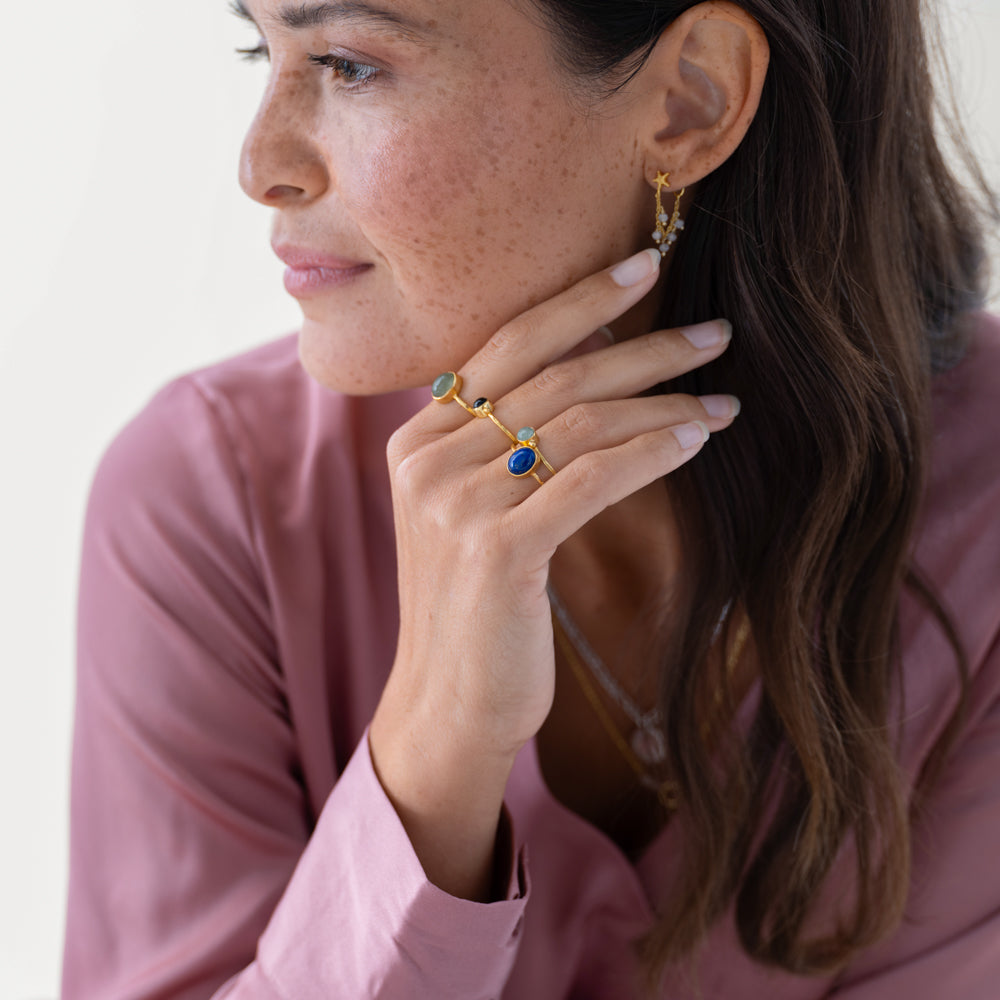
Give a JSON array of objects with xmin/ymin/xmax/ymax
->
[{"xmin": 551, "ymin": 608, "xmax": 751, "ymax": 812}]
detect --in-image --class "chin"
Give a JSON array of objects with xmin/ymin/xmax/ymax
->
[{"xmin": 296, "ymin": 320, "xmax": 438, "ymax": 397}]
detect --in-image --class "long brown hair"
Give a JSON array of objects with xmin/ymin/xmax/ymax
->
[{"xmin": 531, "ymin": 0, "xmax": 996, "ymax": 981}]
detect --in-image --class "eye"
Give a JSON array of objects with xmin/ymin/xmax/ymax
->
[
  {"xmin": 235, "ymin": 41, "xmax": 269, "ymax": 62},
  {"xmin": 307, "ymin": 54, "xmax": 381, "ymax": 86}
]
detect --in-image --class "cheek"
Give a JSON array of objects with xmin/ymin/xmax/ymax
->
[
  {"xmin": 319, "ymin": 87, "xmax": 642, "ymax": 352},
  {"xmin": 337, "ymin": 102, "xmax": 510, "ymax": 256},
  {"xmin": 339, "ymin": 110, "xmax": 601, "ymax": 283}
]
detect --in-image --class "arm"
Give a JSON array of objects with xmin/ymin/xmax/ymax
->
[{"xmin": 61, "ymin": 376, "xmax": 526, "ymax": 1000}]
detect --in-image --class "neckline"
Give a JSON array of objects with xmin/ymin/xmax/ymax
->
[
  {"xmin": 510, "ymin": 674, "xmax": 764, "ymax": 912},
  {"xmin": 516, "ymin": 735, "xmax": 658, "ymax": 916}
]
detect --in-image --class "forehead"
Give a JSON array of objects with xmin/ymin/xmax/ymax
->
[
  {"xmin": 234, "ymin": 0, "xmax": 477, "ymax": 41},
  {"xmin": 235, "ymin": 0, "xmax": 572, "ymax": 84}
]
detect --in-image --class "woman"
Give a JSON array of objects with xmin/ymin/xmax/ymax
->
[{"xmin": 62, "ymin": 0, "xmax": 999, "ymax": 997}]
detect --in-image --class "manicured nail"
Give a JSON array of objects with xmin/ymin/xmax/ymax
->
[
  {"xmin": 597, "ymin": 325, "xmax": 615, "ymax": 344},
  {"xmin": 698, "ymin": 394, "xmax": 741, "ymax": 419},
  {"xmin": 610, "ymin": 248, "xmax": 661, "ymax": 287},
  {"xmin": 681, "ymin": 319, "xmax": 732, "ymax": 350},
  {"xmin": 672, "ymin": 421, "xmax": 710, "ymax": 449}
]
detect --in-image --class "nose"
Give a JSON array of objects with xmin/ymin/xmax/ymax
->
[{"xmin": 239, "ymin": 73, "xmax": 330, "ymax": 205}]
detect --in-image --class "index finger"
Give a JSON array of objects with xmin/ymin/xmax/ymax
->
[{"xmin": 435, "ymin": 249, "xmax": 663, "ymax": 423}]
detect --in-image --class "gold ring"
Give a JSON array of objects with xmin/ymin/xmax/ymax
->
[
  {"xmin": 431, "ymin": 372, "xmax": 477, "ymax": 415},
  {"xmin": 511, "ymin": 427, "xmax": 556, "ymax": 476},
  {"xmin": 469, "ymin": 397, "xmax": 519, "ymax": 445},
  {"xmin": 507, "ymin": 429, "xmax": 556, "ymax": 483}
]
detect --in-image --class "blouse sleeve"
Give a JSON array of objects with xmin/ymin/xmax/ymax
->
[
  {"xmin": 61, "ymin": 377, "xmax": 528, "ymax": 1000},
  {"xmin": 827, "ymin": 633, "xmax": 1000, "ymax": 999}
]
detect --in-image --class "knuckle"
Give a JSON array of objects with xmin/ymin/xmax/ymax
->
[
  {"xmin": 386, "ymin": 425, "xmax": 415, "ymax": 468},
  {"xmin": 390, "ymin": 447, "xmax": 428, "ymax": 496},
  {"xmin": 669, "ymin": 392, "xmax": 701, "ymax": 417},
  {"xmin": 531, "ymin": 360, "xmax": 580, "ymax": 397},
  {"xmin": 560, "ymin": 402, "xmax": 602, "ymax": 439},
  {"xmin": 562, "ymin": 277, "xmax": 598, "ymax": 309},
  {"xmin": 570, "ymin": 450, "xmax": 612, "ymax": 498},
  {"xmin": 477, "ymin": 320, "xmax": 525, "ymax": 368},
  {"xmin": 391, "ymin": 435, "xmax": 452, "ymax": 498}
]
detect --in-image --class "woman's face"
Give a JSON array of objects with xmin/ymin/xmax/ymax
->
[{"xmin": 238, "ymin": 0, "xmax": 653, "ymax": 393}]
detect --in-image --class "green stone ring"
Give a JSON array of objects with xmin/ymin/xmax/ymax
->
[{"xmin": 431, "ymin": 372, "xmax": 477, "ymax": 415}]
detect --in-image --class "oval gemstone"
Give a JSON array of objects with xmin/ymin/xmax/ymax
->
[
  {"xmin": 516, "ymin": 427, "xmax": 536, "ymax": 442},
  {"xmin": 507, "ymin": 447, "xmax": 538, "ymax": 477},
  {"xmin": 473, "ymin": 397, "xmax": 488, "ymax": 410},
  {"xmin": 432, "ymin": 372, "xmax": 456, "ymax": 399},
  {"xmin": 631, "ymin": 725, "xmax": 668, "ymax": 765}
]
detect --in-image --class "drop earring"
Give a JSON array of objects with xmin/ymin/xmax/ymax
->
[{"xmin": 652, "ymin": 171, "xmax": 685, "ymax": 257}]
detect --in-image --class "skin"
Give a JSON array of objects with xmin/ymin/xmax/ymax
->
[
  {"xmin": 238, "ymin": 0, "xmax": 661, "ymax": 394},
  {"xmin": 238, "ymin": 0, "xmax": 769, "ymax": 900}
]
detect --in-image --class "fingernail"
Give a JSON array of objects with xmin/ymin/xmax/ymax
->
[
  {"xmin": 597, "ymin": 325, "xmax": 615, "ymax": 344},
  {"xmin": 672, "ymin": 421, "xmax": 710, "ymax": 449},
  {"xmin": 682, "ymin": 319, "xmax": 732, "ymax": 350},
  {"xmin": 610, "ymin": 248, "xmax": 661, "ymax": 287},
  {"xmin": 699, "ymin": 394, "xmax": 741, "ymax": 419}
]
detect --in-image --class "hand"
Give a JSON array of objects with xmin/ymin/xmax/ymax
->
[{"xmin": 369, "ymin": 248, "xmax": 738, "ymax": 899}]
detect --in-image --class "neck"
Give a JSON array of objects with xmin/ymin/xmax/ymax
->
[{"xmin": 549, "ymin": 479, "xmax": 681, "ymax": 689}]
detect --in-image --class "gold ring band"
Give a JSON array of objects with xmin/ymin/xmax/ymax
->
[
  {"xmin": 432, "ymin": 373, "xmax": 555, "ymax": 486},
  {"xmin": 431, "ymin": 371, "xmax": 478, "ymax": 414},
  {"xmin": 470, "ymin": 398, "xmax": 519, "ymax": 445}
]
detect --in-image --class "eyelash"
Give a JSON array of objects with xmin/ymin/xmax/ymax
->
[{"xmin": 235, "ymin": 43, "xmax": 381, "ymax": 88}]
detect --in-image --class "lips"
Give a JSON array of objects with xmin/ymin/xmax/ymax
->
[{"xmin": 271, "ymin": 242, "xmax": 373, "ymax": 298}]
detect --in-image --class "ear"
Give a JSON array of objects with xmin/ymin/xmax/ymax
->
[{"xmin": 633, "ymin": 2, "xmax": 769, "ymax": 188}]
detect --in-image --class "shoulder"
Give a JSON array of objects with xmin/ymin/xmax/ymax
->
[
  {"xmin": 922, "ymin": 310, "xmax": 1000, "ymax": 578},
  {"xmin": 929, "ymin": 310, "xmax": 1000, "ymax": 458},
  {"xmin": 88, "ymin": 333, "xmax": 426, "ymax": 551},
  {"xmin": 898, "ymin": 313, "xmax": 1000, "ymax": 763}
]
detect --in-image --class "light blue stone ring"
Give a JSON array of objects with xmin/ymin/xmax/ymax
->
[
  {"xmin": 512, "ymin": 427, "xmax": 556, "ymax": 476},
  {"xmin": 506, "ymin": 426, "xmax": 556, "ymax": 484}
]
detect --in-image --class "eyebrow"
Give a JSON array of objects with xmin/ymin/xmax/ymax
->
[{"xmin": 230, "ymin": 0, "xmax": 432, "ymax": 41}]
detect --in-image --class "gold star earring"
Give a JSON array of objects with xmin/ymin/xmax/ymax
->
[{"xmin": 652, "ymin": 171, "xmax": 686, "ymax": 257}]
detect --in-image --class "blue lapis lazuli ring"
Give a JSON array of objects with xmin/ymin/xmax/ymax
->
[
  {"xmin": 513, "ymin": 427, "xmax": 556, "ymax": 476},
  {"xmin": 507, "ymin": 446, "xmax": 541, "ymax": 478}
]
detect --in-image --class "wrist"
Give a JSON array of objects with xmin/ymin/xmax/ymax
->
[{"xmin": 369, "ymin": 690, "xmax": 519, "ymax": 902}]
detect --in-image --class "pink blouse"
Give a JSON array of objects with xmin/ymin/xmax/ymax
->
[{"xmin": 62, "ymin": 314, "xmax": 1000, "ymax": 998}]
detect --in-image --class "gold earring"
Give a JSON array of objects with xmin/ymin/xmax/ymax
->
[{"xmin": 652, "ymin": 171, "xmax": 685, "ymax": 257}]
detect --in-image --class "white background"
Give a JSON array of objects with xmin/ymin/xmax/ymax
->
[{"xmin": 1, "ymin": 2, "xmax": 998, "ymax": 997}]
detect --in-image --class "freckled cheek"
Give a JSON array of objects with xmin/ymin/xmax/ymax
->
[{"xmin": 328, "ymin": 117, "xmax": 484, "ymax": 256}]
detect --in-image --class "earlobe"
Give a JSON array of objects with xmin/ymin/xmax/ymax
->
[{"xmin": 638, "ymin": 1, "xmax": 769, "ymax": 186}]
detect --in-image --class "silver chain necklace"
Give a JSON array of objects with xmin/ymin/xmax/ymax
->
[{"xmin": 547, "ymin": 587, "xmax": 730, "ymax": 767}]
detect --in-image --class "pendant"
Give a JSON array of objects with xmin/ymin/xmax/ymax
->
[
  {"xmin": 630, "ymin": 723, "xmax": 667, "ymax": 765},
  {"xmin": 639, "ymin": 774, "xmax": 680, "ymax": 811}
]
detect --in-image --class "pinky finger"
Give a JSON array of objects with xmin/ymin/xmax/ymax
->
[{"xmin": 516, "ymin": 420, "xmax": 711, "ymax": 548}]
